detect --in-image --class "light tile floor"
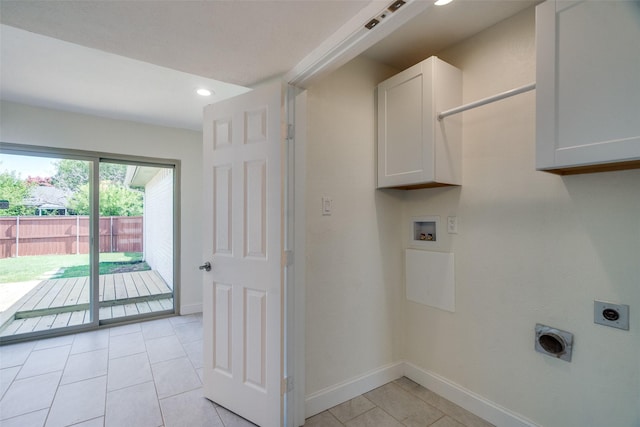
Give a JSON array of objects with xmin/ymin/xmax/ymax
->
[
  {"xmin": 306, "ymin": 378, "xmax": 495, "ymax": 427},
  {"xmin": 0, "ymin": 313, "xmax": 255, "ymax": 427},
  {"xmin": 1, "ymin": 313, "xmax": 494, "ymax": 427}
]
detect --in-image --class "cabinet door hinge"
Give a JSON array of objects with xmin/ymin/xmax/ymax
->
[{"xmin": 286, "ymin": 124, "xmax": 295, "ymax": 141}]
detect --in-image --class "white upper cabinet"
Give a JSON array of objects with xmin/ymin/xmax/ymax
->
[
  {"xmin": 536, "ymin": 0, "xmax": 640, "ymax": 174},
  {"xmin": 377, "ymin": 56, "xmax": 462, "ymax": 189}
]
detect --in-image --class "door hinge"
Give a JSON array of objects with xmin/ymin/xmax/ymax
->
[
  {"xmin": 281, "ymin": 376, "xmax": 294, "ymax": 395},
  {"xmin": 284, "ymin": 250, "xmax": 294, "ymax": 266},
  {"xmin": 286, "ymin": 124, "xmax": 295, "ymax": 141}
]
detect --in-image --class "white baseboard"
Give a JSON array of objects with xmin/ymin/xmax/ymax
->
[
  {"xmin": 304, "ymin": 361, "xmax": 537, "ymax": 427},
  {"xmin": 402, "ymin": 362, "xmax": 538, "ymax": 427},
  {"xmin": 304, "ymin": 361, "xmax": 404, "ymax": 418},
  {"xmin": 179, "ymin": 303, "xmax": 202, "ymax": 315}
]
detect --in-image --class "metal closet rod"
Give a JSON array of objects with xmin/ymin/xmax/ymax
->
[{"xmin": 438, "ymin": 82, "xmax": 536, "ymax": 121}]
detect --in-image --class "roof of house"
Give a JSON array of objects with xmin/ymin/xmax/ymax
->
[
  {"xmin": 124, "ymin": 165, "xmax": 163, "ymax": 187},
  {"xmin": 23, "ymin": 185, "xmax": 71, "ymax": 209}
]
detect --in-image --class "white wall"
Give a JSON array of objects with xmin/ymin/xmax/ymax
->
[
  {"xmin": 143, "ymin": 168, "xmax": 174, "ymax": 289},
  {"xmin": 305, "ymin": 57, "xmax": 405, "ymax": 398},
  {"xmin": 0, "ymin": 101, "xmax": 203, "ymax": 314},
  {"xmin": 304, "ymin": 6, "xmax": 639, "ymax": 426},
  {"xmin": 402, "ymin": 8, "xmax": 640, "ymax": 427}
]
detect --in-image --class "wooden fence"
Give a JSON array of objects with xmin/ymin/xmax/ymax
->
[{"xmin": 0, "ymin": 216, "xmax": 143, "ymax": 258}]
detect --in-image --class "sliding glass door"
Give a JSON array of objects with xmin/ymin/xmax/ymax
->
[
  {"xmin": 0, "ymin": 145, "xmax": 177, "ymax": 343},
  {"xmin": 0, "ymin": 153, "xmax": 95, "ymax": 338},
  {"xmin": 98, "ymin": 161, "xmax": 175, "ymax": 323}
]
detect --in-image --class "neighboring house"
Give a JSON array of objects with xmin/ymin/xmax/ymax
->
[
  {"xmin": 23, "ymin": 185, "xmax": 72, "ymax": 215},
  {"xmin": 125, "ymin": 165, "xmax": 174, "ymax": 290}
]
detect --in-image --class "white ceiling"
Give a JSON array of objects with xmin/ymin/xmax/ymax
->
[
  {"xmin": 1, "ymin": 25, "xmax": 252, "ymax": 131},
  {"xmin": 0, "ymin": 0, "xmax": 537, "ymax": 132},
  {"xmin": 363, "ymin": 0, "xmax": 538, "ymax": 70},
  {"xmin": 0, "ymin": 0, "xmax": 372, "ymax": 87}
]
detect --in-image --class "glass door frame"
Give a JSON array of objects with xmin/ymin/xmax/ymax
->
[
  {"xmin": 0, "ymin": 142, "xmax": 180, "ymax": 344},
  {"xmin": 96, "ymin": 157, "xmax": 179, "ymax": 327}
]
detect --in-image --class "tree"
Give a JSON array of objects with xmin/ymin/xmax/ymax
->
[
  {"xmin": 51, "ymin": 159, "xmax": 88, "ymax": 191},
  {"xmin": 99, "ymin": 184, "xmax": 143, "ymax": 216},
  {"xmin": 0, "ymin": 171, "xmax": 35, "ymax": 216},
  {"xmin": 68, "ymin": 182, "xmax": 143, "ymax": 216},
  {"xmin": 25, "ymin": 176, "xmax": 53, "ymax": 187},
  {"xmin": 52, "ymin": 160, "xmax": 127, "ymax": 191}
]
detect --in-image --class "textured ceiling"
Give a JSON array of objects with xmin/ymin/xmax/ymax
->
[
  {"xmin": 0, "ymin": 24, "xmax": 251, "ymax": 131},
  {"xmin": 363, "ymin": 0, "xmax": 538, "ymax": 70},
  {"xmin": 0, "ymin": 0, "xmax": 370, "ymax": 87},
  {"xmin": 0, "ymin": 0, "xmax": 538, "ymax": 131}
]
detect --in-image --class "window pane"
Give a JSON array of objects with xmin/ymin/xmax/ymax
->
[
  {"xmin": 98, "ymin": 162, "xmax": 174, "ymax": 322},
  {"xmin": 0, "ymin": 154, "xmax": 92, "ymax": 337}
]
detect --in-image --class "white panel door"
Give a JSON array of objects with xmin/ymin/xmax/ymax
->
[{"xmin": 202, "ymin": 82, "xmax": 284, "ymax": 427}]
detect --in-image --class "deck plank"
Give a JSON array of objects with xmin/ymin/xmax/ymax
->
[
  {"xmin": 147, "ymin": 300, "xmax": 164, "ymax": 312},
  {"xmin": 78, "ymin": 277, "xmax": 90, "ymax": 305},
  {"xmin": 17, "ymin": 280, "xmax": 55, "ymax": 311},
  {"xmin": 139, "ymin": 271, "xmax": 161, "ymax": 295},
  {"xmin": 123, "ymin": 303, "xmax": 139, "ymax": 317},
  {"xmin": 32, "ymin": 314, "xmax": 57, "ymax": 333},
  {"xmin": 114, "ymin": 274, "xmax": 128, "ymax": 300},
  {"xmin": 98, "ymin": 275, "xmax": 105, "ymax": 301},
  {"xmin": 16, "ymin": 317, "xmax": 41, "ymax": 334},
  {"xmin": 34, "ymin": 279, "xmax": 68, "ymax": 310},
  {"xmin": 135, "ymin": 302, "xmax": 152, "ymax": 314},
  {"xmin": 68, "ymin": 310, "xmax": 88, "ymax": 326},
  {"xmin": 122, "ymin": 274, "xmax": 139, "ymax": 299},
  {"xmin": 51, "ymin": 277, "xmax": 78, "ymax": 308},
  {"xmin": 64, "ymin": 277, "xmax": 86, "ymax": 307},
  {"xmin": 111, "ymin": 304, "xmax": 125, "ymax": 319},
  {"xmin": 2, "ymin": 270, "xmax": 173, "ymax": 337},
  {"xmin": 158, "ymin": 299, "xmax": 174, "ymax": 310},
  {"xmin": 102, "ymin": 274, "xmax": 115, "ymax": 302},
  {"xmin": 148, "ymin": 271, "xmax": 172, "ymax": 293},
  {"xmin": 131, "ymin": 273, "xmax": 151, "ymax": 297},
  {"xmin": 99, "ymin": 306, "xmax": 113, "ymax": 320},
  {"xmin": 51, "ymin": 312, "xmax": 72, "ymax": 329},
  {"xmin": 0, "ymin": 318, "xmax": 25, "ymax": 336}
]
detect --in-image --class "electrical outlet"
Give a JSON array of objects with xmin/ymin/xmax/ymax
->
[{"xmin": 594, "ymin": 301, "xmax": 629, "ymax": 330}]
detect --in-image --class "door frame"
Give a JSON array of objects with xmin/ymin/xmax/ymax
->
[
  {"xmin": 289, "ymin": 86, "xmax": 307, "ymax": 427},
  {"xmin": 0, "ymin": 142, "xmax": 181, "ymax": 344}
]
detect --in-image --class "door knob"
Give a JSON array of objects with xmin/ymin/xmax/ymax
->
[{"xmin": 199, "ymin": 261, "xmax": 212, "ymax": 272}]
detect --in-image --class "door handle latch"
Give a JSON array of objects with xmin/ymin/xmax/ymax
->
[{"xmin": 199, "ymin": 261, "xmax": 212, "ymax": 272}]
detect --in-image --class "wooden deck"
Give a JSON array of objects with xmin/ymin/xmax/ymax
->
[{"xmin": 0, "ymin": 270, "xmax": 173, "ymax": 336}]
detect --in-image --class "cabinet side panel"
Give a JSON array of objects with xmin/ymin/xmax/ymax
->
[
  {"xmin": 535, "ymin": 0, "xmax": 558, "ymax": 170},
  {"xmin": 433, "ymin": 58, "xmax": 462, "ymax": 185}
]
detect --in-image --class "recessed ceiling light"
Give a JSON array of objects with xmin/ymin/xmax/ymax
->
[
  {"xmin": 434, "ymin": 0, "xmax": 453, "ymax": 5},
  {"xmin": 197, "ymin": 88, "xmax": 212, "ymax": 96}
]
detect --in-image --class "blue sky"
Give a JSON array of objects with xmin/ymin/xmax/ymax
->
[{"xmin": 0, "ymin": 153, "xmax": 57, "ymax": 178}]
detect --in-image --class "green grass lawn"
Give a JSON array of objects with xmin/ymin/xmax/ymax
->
[{"xmin": 0, "ymin": 252, "xmax": 150, "ymax": 283}]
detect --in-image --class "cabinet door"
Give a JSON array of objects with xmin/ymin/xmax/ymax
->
[
  {"xmin": 536, "ymin": 0, "xmax": 640, "ymax": 173},
  {"xmin": 377, "ymin": 61, "xmax": 434, "ymax": 188}
]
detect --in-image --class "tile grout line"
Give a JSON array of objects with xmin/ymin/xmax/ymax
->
[
  {"xmin": 1, "ymin": 315, "xmax": 243, "ymax": 427},
  {"xmin": 143, "ymin": 327, "xmax": 158, "ymax": 425},
  {"xmin": 43, "ymin": 335, "xmax": 75, "ymax": 427},
  {"xmin": 100, "ymin": 328, "xmax": 111, "ymax": 426}
]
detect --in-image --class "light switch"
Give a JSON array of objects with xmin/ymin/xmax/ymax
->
[
  {"xmin": 447, "ymin": 216, "xmax": 458, "ymax": 234},
  {"xmin": 322, "ymin": 197, "xmax": 332, "ymax": 216}
]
